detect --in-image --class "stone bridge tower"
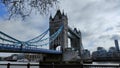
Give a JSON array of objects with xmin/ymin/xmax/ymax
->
[
  {"xmin": 70, "ymin": 28, "xmax": 83, "ymax": 57},
  {"xmin": 49, "ymin": 10, "xmax": 68, "ymax": 51},
  {"xmin": 46, "ymin": 10, "xmax": 83, "ymax": 62}
]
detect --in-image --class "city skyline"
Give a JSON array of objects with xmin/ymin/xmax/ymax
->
[{"xmin": 1, "ymin": 0, "xmax": 120, "ymax": 56}]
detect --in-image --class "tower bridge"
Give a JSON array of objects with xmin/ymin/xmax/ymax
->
[
  {"xmin": 0, "ymin": 10, "xmax": 84, "ymax": 62},
  {"xmin": 48, "ymin": 10, "xmax": 83, "ymax": 61}
]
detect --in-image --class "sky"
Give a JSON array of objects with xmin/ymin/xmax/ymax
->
[{"xmin": 1, "ymin": 0, "xmax": 120, "ymax": 57}]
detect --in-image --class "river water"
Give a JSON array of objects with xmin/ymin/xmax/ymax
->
[
  {"xmin": 92, "ymin": 62, "xmax": 119, "ymax": 65},
  {"xmin": 0, "ymin": 61, "xmax": 120, "ymax": 68}
]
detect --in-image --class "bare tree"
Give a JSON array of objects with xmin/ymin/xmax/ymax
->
[{"xmin": 1, "ymin": 0, "xmax": 59, "ymax": 19}]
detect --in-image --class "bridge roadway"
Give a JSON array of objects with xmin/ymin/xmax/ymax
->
[{"xmin": 0, "ymin": 43, "xmax": 62, "ymax": 54}]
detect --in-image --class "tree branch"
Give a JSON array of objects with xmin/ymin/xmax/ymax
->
[{"xmin": 1, "ymin": 0, "xmax": 59, "ymax": 20}]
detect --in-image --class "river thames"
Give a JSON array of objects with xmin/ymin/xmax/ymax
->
[{"xmin": 0, "ymin": 61, "xmax": 120, "ymax": 68}]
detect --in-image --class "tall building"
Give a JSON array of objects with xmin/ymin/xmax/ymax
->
[
  {"xmin": 114, "ymin": 40, "xmax": 119, "ymax": 52},
  {"xmin": 82, "ymin": 49, "xmax": 90, "ymax": 59}
]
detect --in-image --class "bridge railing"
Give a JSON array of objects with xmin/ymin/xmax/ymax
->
[
  {"xmin": 1, "ymin": 62, "xmax": 120, "ymax": 68},
  {"xmin": 0, "ymin": 62, "xmax": 83, "ymax": 68},
  {"xmin": 0, "ymin": 63, "xmax": 39, "ymax": 68}
]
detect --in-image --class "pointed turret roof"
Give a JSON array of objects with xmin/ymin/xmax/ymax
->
[
  {"xmin": 49, "ymin": 14, "xmax": 52, "ymax": 19},
  {"xmin": 54, "ymin": 10, "xmax": 62, "ymax": 18},
  {"xmin": 55, "ymin": 9, "xmax": 62, "ymax": 16}
]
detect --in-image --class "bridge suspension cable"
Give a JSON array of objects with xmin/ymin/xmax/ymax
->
[
  {"xmin": 26, "ymin": 25, "xmax": 63, "ymax": 47},
  {"xmin": 0, "ymin": 25, "xmax": 63, "ymax": 48},
  {"xmin": 26, "ymin": 28, "xmax": 49, "ymax": 43},
  {"xmin": 0, "ymin": 37, "xmax": 17, "ymax": 43},
  {"xmin": 0, "ymin": 31, "xmax": 21, "ymax": 44}
]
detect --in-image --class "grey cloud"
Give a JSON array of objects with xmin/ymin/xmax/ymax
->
[
  {"xmin": 60, "ymin": 0, "xmax": 120, "ymax": 51},
  {"xmin": 105, "ymin": 27, "xmax": 114, "ymax": 32},
  {"xmin": 0, "ymin": 20, "xmax": 39, "ymax": 41}
]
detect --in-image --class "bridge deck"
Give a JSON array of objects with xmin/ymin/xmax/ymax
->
[{"xmin": 0, "ymin": 43, "xmax": 62, "ymax": 54}]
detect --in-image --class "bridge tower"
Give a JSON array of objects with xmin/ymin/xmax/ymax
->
[
  {"xmin": 70, "ymin": 28, "xmax": 83, "ymax": 57},
  {"xmin": 45, "ymin": 10, "xmax": 83, "ymax": 62},
  {"xmin": 49, "ymin": 10, "xmax": 68, "ymax": 51}
]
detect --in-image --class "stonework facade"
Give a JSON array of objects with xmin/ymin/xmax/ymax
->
[
  {"xmin": 49, "ymin": 10, "xmax": 68, "ymax": 51},
  {"xmin": 24, "ymin": 53, "xmax": 44, "ymax": 62}
]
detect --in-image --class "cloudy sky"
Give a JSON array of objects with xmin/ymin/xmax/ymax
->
[{"xmin": 1, "ymin": 0, "xmax": 120, "ymax": 56}]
